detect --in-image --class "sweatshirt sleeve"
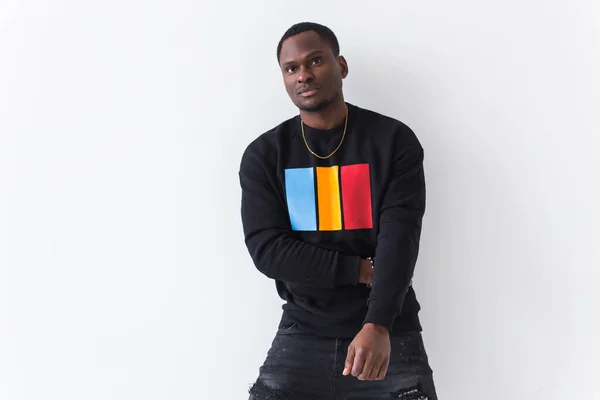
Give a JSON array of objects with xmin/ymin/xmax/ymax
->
[
  {"xmin": 363, "ymin": 128, "xmax": 426, "ymax": 332},
  {"xmin": 239, "ymin": 142, "xmax": 361, "ymax": 288}
]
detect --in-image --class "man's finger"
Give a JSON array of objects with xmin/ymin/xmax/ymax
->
[
  {"xmin": 342, "ymin": 345, "xmax": 355, "ymax": 376},
  {"xmin": 358, "ymin": 353, "xmax": 376, "ymax": 381},
  {"xmin": 369, "ymin": 355, "xmax": 384, "ymax": 380},
  {"xmin": 351, "ymin": 349, "xmax": 366, "ymax": 377},
  {"xmin": 376, "ymin": 356, "xmax": 390, "ymax": 380}
]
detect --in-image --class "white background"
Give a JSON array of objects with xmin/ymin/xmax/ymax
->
[{"xmin": 1, "ymin": 1, "xmax": 599, "ymax": 399}]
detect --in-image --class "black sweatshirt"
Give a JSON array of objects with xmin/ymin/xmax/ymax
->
[{"xmin": 239, "ymin": 103, "xmax": 426, "ymax": 339}]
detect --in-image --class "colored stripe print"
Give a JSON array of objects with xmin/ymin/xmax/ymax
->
[{"xmin": 284, "ymin": 163, "xmax": 373, "ymax": 231}]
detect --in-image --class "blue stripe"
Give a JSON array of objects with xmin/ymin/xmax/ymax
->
[{"xmin": 285, "ymin": 168, "xmax": 316, "ymax": 231}]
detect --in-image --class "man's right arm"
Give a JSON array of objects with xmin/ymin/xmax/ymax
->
[{"xmin": 239, "ymin": 143, "xmax": 365, "ymax": 288}]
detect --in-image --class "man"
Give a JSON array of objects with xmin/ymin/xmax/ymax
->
[{"xmin": 240, "ymin": 22, "xmax": 437, "ymax": 400}]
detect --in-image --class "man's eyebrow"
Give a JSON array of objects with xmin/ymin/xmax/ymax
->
[{"xmin": 280, "ymin": 50, "xmax": 325, "ymax": 67}]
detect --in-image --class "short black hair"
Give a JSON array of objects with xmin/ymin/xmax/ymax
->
[{"xmin": 276, "ymin": 22, "xmax": 340, "ymax": 63}]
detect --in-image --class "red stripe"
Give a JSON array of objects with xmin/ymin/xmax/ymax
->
[{"xmin": 341, "ymin": 164, "xmax": 373, "ymax": 230}]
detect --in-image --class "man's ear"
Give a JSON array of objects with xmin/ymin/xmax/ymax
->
[{"xmin": 339, "ymin": 55, "xmax": 349, "ymax": 79}]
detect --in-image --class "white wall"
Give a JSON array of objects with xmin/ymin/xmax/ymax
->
[{"xmin": 1, "ymin": 1, "xmax": 599, "ymax": 399}]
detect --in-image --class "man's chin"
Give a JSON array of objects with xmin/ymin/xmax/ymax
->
[{"xmin": 296, "ymin": 98, "xmax": 329, "ymax": 112}]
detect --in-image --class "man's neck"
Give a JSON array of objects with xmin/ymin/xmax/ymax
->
[{"xmin": 299, "ymin": 98, "xmax": 347, "ymax": 131}]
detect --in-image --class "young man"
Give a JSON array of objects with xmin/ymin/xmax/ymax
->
[{"xmin": 240, "ymin": 22, "xmax": 437, "ymax": 400}]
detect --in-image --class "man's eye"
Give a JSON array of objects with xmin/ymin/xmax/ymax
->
[
  {"xmin": 286, "ymin": 66, "xmax": 297, "ymax": 73},
  {"xmin": 311, "ymin": 58, "xmax": 322, "ymax": 65}
]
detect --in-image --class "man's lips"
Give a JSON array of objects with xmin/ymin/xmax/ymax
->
[{"xmin": 298, "ymin": 88, "xmax": 318, "ymax": 97}]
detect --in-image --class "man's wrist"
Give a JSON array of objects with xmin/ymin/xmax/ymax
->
[{"xmin": 363, "ymin": 322, "xmax": 389, "ymax": 335}]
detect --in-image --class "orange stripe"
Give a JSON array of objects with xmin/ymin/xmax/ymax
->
[{"xmin": 316, "ymin": 166, "xmax": 342, "ymax": 231}]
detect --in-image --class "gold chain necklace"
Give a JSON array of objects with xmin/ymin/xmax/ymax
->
[{"xmin": 301, "ymin": 107, "xmax": 348, "ymax": 160}]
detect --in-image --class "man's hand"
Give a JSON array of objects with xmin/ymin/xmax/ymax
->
[
  {"xmin": 359, "ymin": 258, "xmax": 413, "ymax": 287},
  {"xmin": 358, "ymin": 258, "xmax": 373, "ymax": 285},
  {"xmin": 342, "ymin": 323, "xmax": 391, "ymax": 381}
]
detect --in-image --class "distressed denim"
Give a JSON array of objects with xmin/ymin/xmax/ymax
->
[{"xmin": 249, "ymin": 325, "xmax": 437, "ymax": 400}]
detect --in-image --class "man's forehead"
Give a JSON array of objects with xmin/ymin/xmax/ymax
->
[{"xmin": 280, "ymin": 31, "xmax": 329, "ymax": 60}]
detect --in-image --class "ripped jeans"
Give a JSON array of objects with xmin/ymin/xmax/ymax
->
[{"xmin": 249, "ymin": 325, "xmax": 437, "ymax": 400}]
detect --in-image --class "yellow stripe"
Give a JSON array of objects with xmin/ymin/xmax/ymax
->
[{"xmin": 316, "ymin": 166, "xmax": 342, "ymax": 231}]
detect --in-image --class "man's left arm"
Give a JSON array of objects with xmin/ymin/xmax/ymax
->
[{"xmin": 363, "ymin": 132, "xmax": 426, "ymax": 331}]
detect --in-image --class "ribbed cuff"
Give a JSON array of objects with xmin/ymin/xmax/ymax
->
[
  {"xmin": 363, "ymin": 300, "xmax": 401, "ymax": 333},
  {"xmin": 334, "ymin": 254, "xmax": 361, "ymax": 286}
]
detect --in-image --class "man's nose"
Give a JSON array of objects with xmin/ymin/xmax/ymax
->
[{"xmin": 297, "ymin": 66, "xmax": 314, "ymax": 84}]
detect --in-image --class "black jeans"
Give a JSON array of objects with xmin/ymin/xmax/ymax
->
[{"xmin": 249, "ymin": 324, "xmax": 437, "ymax": 400}]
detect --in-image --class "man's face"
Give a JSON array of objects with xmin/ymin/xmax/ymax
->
[{"xmin": 279, "ymin": 31, "xmax": 348, "ymax": 112}]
